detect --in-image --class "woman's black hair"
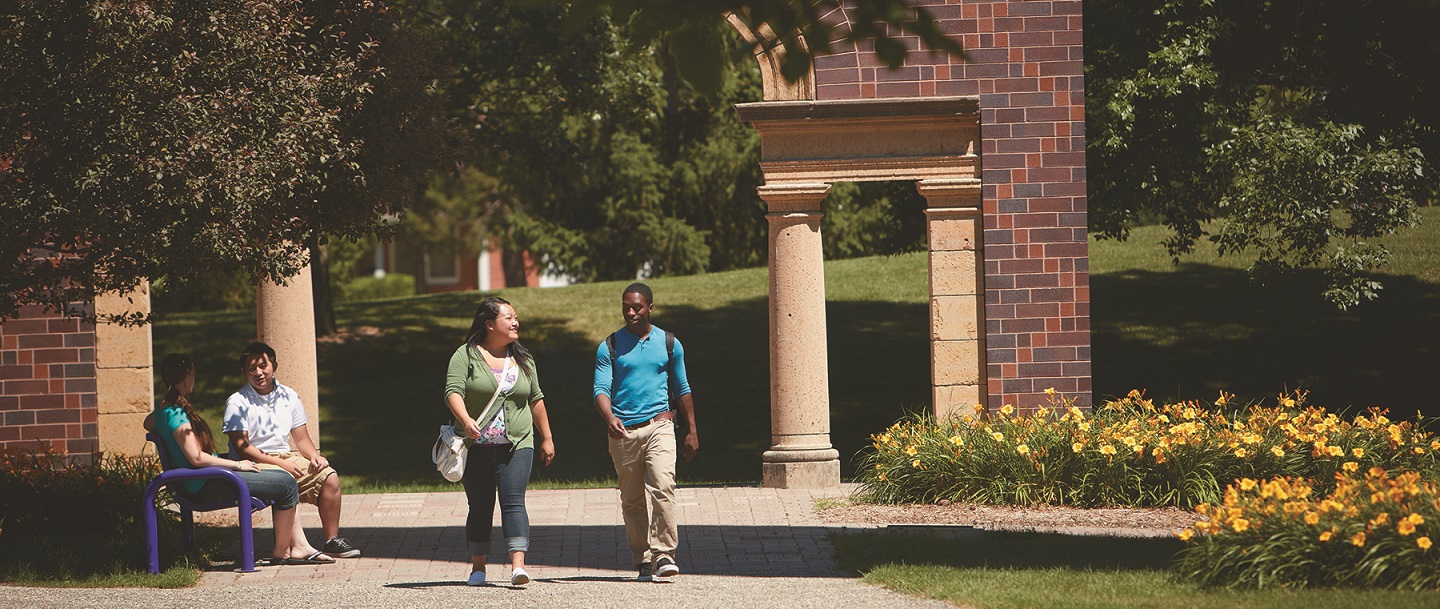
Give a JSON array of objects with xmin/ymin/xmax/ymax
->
[{"xmin": 466, "ymin": 296, "xmax": 534, "ymax": 377}]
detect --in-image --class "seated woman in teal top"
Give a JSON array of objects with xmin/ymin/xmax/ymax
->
[{"xmin": 148, "ymin": 353, "xmax": 333, "ymax": 565}]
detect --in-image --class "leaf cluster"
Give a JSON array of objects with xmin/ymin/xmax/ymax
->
[
  {"xmin": 1087, "ymin": 0, "xmax": 1437, "ymax": 307},
  {"xmin": 401, "ymin": 0, "xmax": 767, "ymax": 280},
  {"xmin": 0, "ymin": 0, "xmax": 449, "ymax": 323}
]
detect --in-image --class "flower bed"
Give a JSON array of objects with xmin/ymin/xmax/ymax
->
[
  {"xmin": 855, "ymin": 390, "xmax": 1438, "ymax": 509},
  {"xmin": 1175, "ymin": 469, "xmax": 1439, "ymax": 589}
]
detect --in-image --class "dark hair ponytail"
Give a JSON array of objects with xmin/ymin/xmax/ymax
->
[
  {"xmin": 465, "ymin": 297, "xmax": 535, "ymax": 378},
  {"xmin": 160, "ymin": 353, "xmax": 215, "ymax": 455}
]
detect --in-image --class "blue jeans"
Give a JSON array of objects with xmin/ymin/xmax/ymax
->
[
  {"xmin": 186, "ymin": 467, "xmax": 301, "ymax": 511},
  {"xmin": 463, "ymin": 445, "xmax": 533, "ymax": 556}
]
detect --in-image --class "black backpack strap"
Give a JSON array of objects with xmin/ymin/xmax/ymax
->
[{"xmin": 605, "ymin": 331, "xmax": 618, "ymax": 371}]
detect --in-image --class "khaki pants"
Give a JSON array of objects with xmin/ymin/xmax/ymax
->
[
  {"xmin": 607, "ymin": 417, "xmax": 677, "ymax": 567},
  {"xmin": 259, "ymin": 451, "xmax": 335, "ymax": 505}
]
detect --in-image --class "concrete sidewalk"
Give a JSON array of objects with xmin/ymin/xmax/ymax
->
[{"xmin": 0, "ymin": 485, "xmax": 950, "ymax": 608}]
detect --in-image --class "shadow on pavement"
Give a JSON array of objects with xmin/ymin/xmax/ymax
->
[
  {"xmin": 832, "ymin": 528, "xmax": 1185, "ymax": 572},
  {"xmin": 240, "ymin": 523, "xmax": 849, "ymax": 578}
]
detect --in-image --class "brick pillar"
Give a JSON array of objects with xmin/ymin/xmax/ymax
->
[
  {"xmin": 919, "ymin": 178, "xmax": 987, "ymax": 420},
  {"xmin": 0, "ymin": 305, "xmax": 98, "ymax": 459},
  {"xmin": 757, "ymin": 182, "xmax": 840, "ymax": 489}
]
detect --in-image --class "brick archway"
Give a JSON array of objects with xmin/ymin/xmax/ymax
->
[{"xmin": 729, "ymin": 1, "xmax": 1090, "ymax": 488}]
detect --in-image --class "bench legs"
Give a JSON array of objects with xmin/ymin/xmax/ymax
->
[{"xmin": 143, "ymin": 477, "xmax": 258, "ymax": 574}]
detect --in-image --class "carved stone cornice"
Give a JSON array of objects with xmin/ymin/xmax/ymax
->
[{"xmin": 736, "ymin": 97, "xmax": 981, "ymax": 184}]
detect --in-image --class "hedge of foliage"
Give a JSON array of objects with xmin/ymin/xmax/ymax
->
[
  {"xmin": 855, "ymin": 390, "xmax": 1438, "ymax": 508},
  {"xmin": 1175, "ymin": 469, "xmax": 1439, "ymax": 589},
  {"xmin": 0, "ymin": 448, "xmax": 186, "ymax": 577}
]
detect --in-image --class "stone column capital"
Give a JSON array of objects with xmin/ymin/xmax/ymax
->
[
  {"xmin": 916, "ymin": 178, "xmax": 982, "ymax": 209},
  {"xmin": 757, "ymin": 182, "xmax": 830, "ymax": 213}
]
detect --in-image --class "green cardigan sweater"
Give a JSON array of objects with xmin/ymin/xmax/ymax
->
[{"xmin": 444, "ymin": 343, "xmax": 544, "ymax": 451}]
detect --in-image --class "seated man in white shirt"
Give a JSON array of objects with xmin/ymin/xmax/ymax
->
[{"xmin": 223, "ymin": 342, "xmax": 360, "ymax": 559}]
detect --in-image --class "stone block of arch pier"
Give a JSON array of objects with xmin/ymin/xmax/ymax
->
[{"xmin": 732, "ymin": 0, "xmax": 1090, "ymax": 488}]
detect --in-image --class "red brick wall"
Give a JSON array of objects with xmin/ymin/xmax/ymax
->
[
  {"xmin": 0, "ymin": 304, "xmax": 99, "ymax": 457},
  {"xmin": 813, "ymin": 0, "xmax": 1091, "ymax": 409}
]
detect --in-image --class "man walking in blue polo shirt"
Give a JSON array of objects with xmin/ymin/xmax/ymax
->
[{"xmin": 594, "ymin": 282, "xmax": 699, "ymax": 581}]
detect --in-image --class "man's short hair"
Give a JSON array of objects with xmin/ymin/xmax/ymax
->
[
  {"xmin": 240, "ymin": 341, "xmax": 277, "ymax": 369},
  {"xmin": 623, "ymin": 282, "xmax": 654, "ymax": 305}
]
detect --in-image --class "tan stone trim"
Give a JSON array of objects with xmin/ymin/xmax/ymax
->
[
  {"xmin": 726, "ymin": 12, "xmax": 815, "ymax": 102},
  {"xmin": 736, "ymin": 96, "xmax": 980, "ymax": 122},
  {"xmin": 756, "ymin": 182, "xmax": 830, "ymax": 213}
]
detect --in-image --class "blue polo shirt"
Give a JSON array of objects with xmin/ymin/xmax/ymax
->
[{"xmin": 593, "ymin": 325, "xmax": 691, "ymax": 426}]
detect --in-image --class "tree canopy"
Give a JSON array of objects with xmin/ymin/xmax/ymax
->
[
  {"xmin": 0, "ymin": 0, "xmax": 448, "ymax": 322},
  {"xmin": 400, "ymin": 1, "xmax": 941, "ymax": 283},
  {"xmin": 1087, "ymin": 0, "xmax": 1435, "ymax": 307}
]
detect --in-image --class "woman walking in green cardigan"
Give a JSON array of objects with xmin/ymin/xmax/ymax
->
[{"xmin": 445, "ymin": 296, "xmax": 555, "ymax": 587}]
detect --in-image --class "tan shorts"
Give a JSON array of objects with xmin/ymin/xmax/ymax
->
[{"xmin": 257, "ymin": 451, "xmax": 336, "ymax": 505}]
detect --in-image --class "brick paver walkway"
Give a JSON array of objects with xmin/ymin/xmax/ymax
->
[{"xmin": 200, "ymin": 485, "xmax": 877, "ymax": 587}]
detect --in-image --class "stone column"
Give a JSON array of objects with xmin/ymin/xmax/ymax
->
[
  {"xmin": 95, "ymin": 283, "xmax": 152, "ymax": 455},
  {"xmin": 757, "ymin": 182, "xmax": 839, "ymax": 488},
  {"xmin": 918, "ymin": 178, "xmax": 987, "ymax": 420},
  {"xmin": 255, "ymin": 265, "xmax": 321, "ymax": 447}
]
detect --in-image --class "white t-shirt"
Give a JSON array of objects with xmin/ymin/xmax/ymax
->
[
  {"xmin": 476, "ymin": 361, "xmax": 518, "ymax": 446},
  {"xmin": 222, "ymin": 381, "xmax": 308, "ymax": 455}
]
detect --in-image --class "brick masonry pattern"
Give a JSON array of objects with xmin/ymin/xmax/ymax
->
[
  {"xmin": 0, "ymin": 304, "xmax": 100, "ymax": 457},
  {"xmin": 814, "ymin": 0, "xmax": 1090, "ymax": 409}
]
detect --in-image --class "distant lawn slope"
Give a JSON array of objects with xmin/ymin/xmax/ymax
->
[
  {"xmin": 153, "ymin": 207, "xmax": 1440, "ymax": 489},
  {"xmin": 1089, "ymin": 206, "xmax": 1440, "ymax": 411}
]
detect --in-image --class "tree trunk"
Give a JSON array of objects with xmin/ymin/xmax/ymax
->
[
  {"xmin": 501, "ymin": 248, "xmax": 528, "ymax": 289},
  {"xmin": 310, "ymin": 237, "xmax": 337, "ymax": 337}
]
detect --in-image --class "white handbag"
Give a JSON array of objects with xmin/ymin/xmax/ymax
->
[
  {"xmin": 431, "ymin": 424, "xmax": 468, "ymax": 483},
  {"xmin": 432, "ymin": 383, "xmax": 505, "ymax": 482}
]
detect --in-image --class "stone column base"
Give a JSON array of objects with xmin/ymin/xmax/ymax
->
[{"xmin": 762, "ymin": 449, "xmax": 841, "ymax": 489}]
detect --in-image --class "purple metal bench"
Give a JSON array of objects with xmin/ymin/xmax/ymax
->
[{"xmin": 143, "ymin": 431, "xmax": 274, "ymax": 574}]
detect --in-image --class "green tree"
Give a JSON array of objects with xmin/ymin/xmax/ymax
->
[
  {"xmin": 402, "ymin": 1, "xmax": 765, "ymax": 281},
  {"xmin": 1087, "ymin": 0, "xmax": 1434, "ymax": 308},
  {"xmin": 0, "ymin": 0, "xmax": 448, "ymax": 323}
]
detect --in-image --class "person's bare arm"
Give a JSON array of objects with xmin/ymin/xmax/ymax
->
[
  {"xmin": 227, "ymin": 430, "xmax": 303, "ymax": 478},
  {"xmin": 289, "ymin": 424, "xmax": 329, "ymax": 473},
  {"xmin": 675, "ymin": 392, "xmax": 698, "ymax": 461},
  {"xmin": 174, "ymin": 424, "xmax": 259, "ymax": 472},
  {"xmin": 594, "ymin": 393, "xmax": 625, "ymax": 439}
]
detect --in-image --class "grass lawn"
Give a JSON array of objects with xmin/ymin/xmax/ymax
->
[
  {"xmin": 832, "ymin": 529, "xmax": 1440, "ymax": 608},
  {"xmin": 152, "ymin": 207, "xmax": 1440, "ymax": 491},
  {"xmin": 1090, "ymin": 206, "xmax": 1440, "ymax": 411}
]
